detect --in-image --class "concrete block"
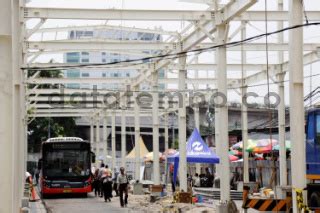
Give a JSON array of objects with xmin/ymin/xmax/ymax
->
[
  {"xmin": 20, "ymin": 207, "xmax": 30, "ymax": 213},
  {"xmin": 21, "ymin": 197, "xmax": 29, "ymax": 208},
  {"xmin": 133, "ymin": 183, "xmax": 144, "ymax": 195},
  {"xmin": 216, "ymin": 203, "xmax": 228, "ymax": 213}
]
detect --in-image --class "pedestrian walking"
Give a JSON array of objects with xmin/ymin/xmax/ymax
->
[
  {"xmin": 117, "ymin": 167, "xmax": 129, "ymax": 207},
  {"xmin": 192, "ymin": 173, "xmax": 200, "ymax": 187},
  {"xmin": 113, "ymin": 167, "xmax": 119, "ymax": 197},
  {"xmin": 102, "ymin": 165, "xmax": 113, "ymax": 202},
  {"xmin": 34, "ymin": 168, "xmax": 40, "ymax": 185},
  {"xmin": 93, "ymin": 168, "xmax": 100, "ymax": 196},
  {"xmin": 98, "ymin": 163, "xmax": 106, "ymax": 197}
]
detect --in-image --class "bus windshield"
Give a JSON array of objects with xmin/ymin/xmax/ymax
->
[{"xmin": 43, "ymin": 149, "xmax": 90, "ymax": 178}]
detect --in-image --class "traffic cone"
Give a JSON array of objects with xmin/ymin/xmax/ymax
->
[{"xmin": 29, "ymin": 176, "xmax": 40, "ymax": 202}]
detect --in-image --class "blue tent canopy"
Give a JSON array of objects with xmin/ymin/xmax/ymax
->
[{"xmin": 167, "ymin": 128, "xmax": 219, "ymax": 185}]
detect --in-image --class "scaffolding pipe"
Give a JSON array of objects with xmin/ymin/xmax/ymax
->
[
  {"xmin": 216, "ymin": 24, "xmax": 230, "ymax": 202},
  {"xmin": 178, "ymin": 51, "xmax": 187, "ymax": 192},
  {"xmin": 289, "ymin": 0, "xmax": 306, "ymax": 212}
]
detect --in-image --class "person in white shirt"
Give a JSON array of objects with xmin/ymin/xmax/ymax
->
[
  {"xmin": 117, "ymin": 167, "xmax": 129, "ymax": 207},
  {"xmin": 192, "ymin": 173, "xmax": 201, "ymax": 187},
  {"xmin": 97, "ymin": 163, "xmax": 106, "ymax": 197}
]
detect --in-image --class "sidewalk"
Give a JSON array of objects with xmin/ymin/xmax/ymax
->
[
  {"xmin": 28, "ymin": 185, "xmax": 47, "ymax": 213},
  {"xmin": 29, "ymin": 200, "xmax": 47, "ymax": 213}
]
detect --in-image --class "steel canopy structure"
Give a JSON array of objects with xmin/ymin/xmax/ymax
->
[{"xmin": 1, "ymin": 0, "xmax": 319, "ymax": 212}]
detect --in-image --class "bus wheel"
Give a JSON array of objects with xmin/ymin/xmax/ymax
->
[{"xmin": 310, "ymin": 191, "xmax": 320, "ymax": 208}]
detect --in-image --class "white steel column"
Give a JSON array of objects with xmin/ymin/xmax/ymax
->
[
  {"xmin": 241, "ymin": 87, "xmax": 249, "ymax": 183},
  {"xmin": 195, "ymin": 107, "xmax": 201, "ymax": 175},
  {"xmin": 241, "ymin": 21, "xmax": 249, "ymax": 183},
  {"xmin": 152, "ymin": 65, "xmax": 160, "ymax": 185},
  {"xmin": 14, "ymin": 0, "xmax": 24, "ymax": 208},
  {"xmin": 103, "ymin": 112, "xmax": 108, "ymax": 164},
  {"xmin": 164, "ymin": 113, "xmax": 169, "ymax": 152},
  {"xmin": 121, "ymin": 109, "xmax": 126, "ymax": 167},
  {"xmin": 90, "ymin": 117, "xmax": 94, "ymax": 144},
  {"xmin": 164, "ymin": 112, "xmax": 169, "ymax": 182},
  {"xmin": 134, "ymin": 87, "xmax": 141, "ymax": 180},
  {"xmin": 289, "ymin": 0, "xmax": 305, "ymax": 211},
  {"xmin": 178, "ymin": 51, "xmax": 187, "ymax": 192},
  {"xmin": 0, "ymin": 0, "xmax": 14, "ymax": 211},
  {"xmin": 111, "ymin": 111, "xmax": 116, "ymax": 170},
  {"xmin": 277, "ymin": 0, "xmax": 287, "ymax": 187},
  {"xmin": 95, "ymin": 116, "xmax": 100, "ymax": 156},
  {"xmin": 278, "ymin": 72, "xmax": 286, "ymax": 186},
  {"xmin": 216, "ymin": 24, "xmax": 230, "ymax": 202}
]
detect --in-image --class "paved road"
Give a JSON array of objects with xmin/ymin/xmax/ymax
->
[
  {"xmin": 43, "ymin": 192, "xmax": 259, "ymax": 213},
  {"xmin": 44, "ymin": 193, "xmax": 130, "ymax": 213}
]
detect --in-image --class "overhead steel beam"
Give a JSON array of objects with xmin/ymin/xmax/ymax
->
[
  {"xmin": 27, "ymin": 50, "xmax": 153, "ymax": 58},
  {"xmin": 25, "ymin": 18, "xmax": 46, "ymax": 39},
  {"xmin": 24, "ymin": 62, "xmax": 268, "ymax": 71},
  {"xmin": 28, "ymin": 107, "xmax": 153, "ymax": 114},
  {"xmin": 235, "ymin": 10, "xmax": 320, "ymax": 22},
  {"xmin": 130, "ymin": 0, "xmax": 258, "ymax": 88},
  {"xmin": 244, "ymin": 51, "xmax": 319, "ymax": 85},
  {"xmin": 24, "ymin": 7, "xmax": 320, "ymax": 21},
  {"xmin": 24, "ymin": 7, "xmax": 214, "ymax": 21},
  {"xmin": 24, "ymin": 40, "xmax": 319, "ymax": 52},
  {"xmin": 24, "ymin": 40, "xmax": 173, "ymax": 51},
  {"xmin": 29, "ymin": 113, "xmax": 90, "ymax": 117},
  {"xmin": 31, "ymin": 24, "xmax": 178, "ymax": 36},
  {"xmin": 26, "ymin": 77, "xmax": 240, "ymax": 85}
]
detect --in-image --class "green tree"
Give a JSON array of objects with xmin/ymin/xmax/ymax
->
[
  {"xmin": 27, "ymin": 66, "xmax": 77, "ymax": 153},
  {"xmin": 28, "ymin": 117, "xmax": 78, "ymax": 153}
]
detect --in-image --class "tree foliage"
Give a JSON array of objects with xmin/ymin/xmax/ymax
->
[
  {"xmin": 28, "ymin": 117, "xmax": 78, "ymax": 153},
  {"xmin": 27, "ymin": 67, "xmax": 77, "ymax": 153}
]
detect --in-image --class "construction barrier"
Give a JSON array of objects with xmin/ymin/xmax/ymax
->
[
  {"xmin": 295, "ymin": 188, "xmax": 311, "ymax": 213},
  {"xmin": 173, "ymin": 192, "xmax": 192, "ymax": 204},
  {"xmin": 28, "ymin": 176, "xmax": 40, "ymax": 202},
  {"xmin": 242, "ymin": 186, "xmax": 292, "ymax": 212}
]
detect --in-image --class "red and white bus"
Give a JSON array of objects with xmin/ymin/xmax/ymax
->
[{"xmin": 39, "ymin": 137, "xmax": 95, "ymax": 197}]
